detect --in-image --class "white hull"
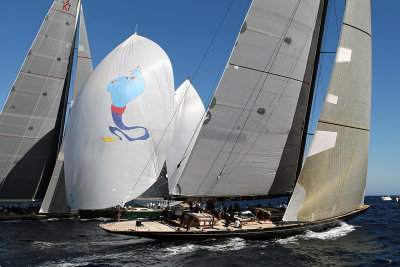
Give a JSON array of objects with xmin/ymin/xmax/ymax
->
[{"xmin": 381, "ymin": 196, "xmax": 392, "ymax": 201}]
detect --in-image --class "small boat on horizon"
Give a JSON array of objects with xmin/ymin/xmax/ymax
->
[{"xmin": 381, "ymin": 196, "xmax": 392, "ymax": 201}]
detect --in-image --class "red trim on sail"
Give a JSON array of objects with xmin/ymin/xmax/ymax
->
[
  {"xmin": 111, "ymin": 105, "xmax": 126, "ymax": 114},
  {"xmin": 51, "ymin": 8, "xmax": 76, "ymax": 17},
  {"xmin": 78, "ymin": 56, "xmax": 92, "ymax": 59},
  {"xmin": 20, "ymin": 71, "xmax": 64, "ymax": 80}
]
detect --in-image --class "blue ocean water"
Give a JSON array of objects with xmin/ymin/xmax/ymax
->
[{"xmin": 0, "ymin": 196, "xmax": 399, "ymax": 266}]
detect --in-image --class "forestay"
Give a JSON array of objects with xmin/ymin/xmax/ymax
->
[
  {"xmin": 0, "ymin": 0, "xmax": 79, "ymax": 202},
  {"xmin": 284, "ymin": 0, "xmax": 371, "ymax": 222},
  {"xmin": 175, "ymin": 0, "xmax": 323, "ymax": 198},
  {"xmin": 64, "ymin": 34, "xmax": 174, "ymax": 209},
  {"xmin": 40, "ymin": 4, "xmax": 93, "ymax": 213},
  {"xmin": 167, "ymin": 79, "xmax": 205, "ymax": 194}
]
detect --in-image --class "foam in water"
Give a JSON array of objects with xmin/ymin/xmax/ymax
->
[
  {"xmin": 276, "ymin": 222, "xmax": 356, "ymax": 245},
  {"xmin": 163, "ymin": 238, "xmax": 247, "ymax": 257}
]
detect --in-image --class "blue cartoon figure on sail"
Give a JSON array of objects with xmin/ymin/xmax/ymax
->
[{"xmin": 101, "ymin": 68, "xmax": 149, "ymax": 142}]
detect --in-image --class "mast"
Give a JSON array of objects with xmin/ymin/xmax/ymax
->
[
  {"xmin": 270, "ymin": 0, "xmax": 328, "ymax": 195},
  {"xmin": 173, "ymin": 0, "xmax": 324, "ymax": 199},
  {"xmin": 40, "ymin": 2, "xmax": 94, "ymax": 214},
  {"xmin": 0, "ymin": 0, "xmax": 80, "ymax": 203},
  {"xmin": 284, "ymin": 0, "xmax": 372, "ymax": 222},
  {"xmin": 295, "ymin": 0, "xmax": 329, "ymax": 178}
]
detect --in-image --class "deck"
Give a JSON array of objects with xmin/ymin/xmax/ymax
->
[{"xmin": 100, "ymin": 218, "xmax": 280, "ymax": 233}]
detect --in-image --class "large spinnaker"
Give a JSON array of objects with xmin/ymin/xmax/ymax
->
[
  {"xmin": 167, "ymin": 79, "xmax": 205, "ymax": 194},
  {"xmin": 283, "ymin": 0, "xmax": 371, "ymax": 222},
  {"xmin": 174, "ymin": 0, "xmax": 325, "ymax": 198},
  {"xmin": 64, "ymin": 34, "xmax": 174, "ymax": 209},
  {"xmin": 0, "ymin": 0, "xmax": 80, "ymax": 202},
  {"xmin": 40, "ymin": 4, "xmax": 93, "ymax": 213}
]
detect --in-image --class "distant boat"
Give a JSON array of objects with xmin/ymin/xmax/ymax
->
[
  {"xmin": 395, "ymin": 196, "xmax": 399, "ymax": 203},
  {"xmin": 381, "ymin": 196, "xmax": 392, "ymax": 201}
]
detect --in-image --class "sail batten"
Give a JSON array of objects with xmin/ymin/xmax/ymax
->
[
  {"xmin": 174, "ymin": 0, "xmax": 324, "ymax": 198},
  {"xmin": 284, "ymin": 0, "xmax": 372, "ymax": 222}
]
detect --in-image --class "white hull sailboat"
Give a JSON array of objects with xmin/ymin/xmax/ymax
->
[
  {"xmin": 381, "ymin": 196, "xmax": 392, "ymax": 201},
  {"xmin": 100, "ymin": 0, "xmax": 372, "ymax": 239}
]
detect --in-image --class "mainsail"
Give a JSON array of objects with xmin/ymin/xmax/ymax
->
[
  {"xmin": 64, "ymin": 34, "xmax": 174, "ymax": 209},
  {"xmin": 0, "ymin": 0, "xmax": 80, "ymax": 202},
  {"xmin": 166, "ymin": 79, "xmax": 205, "ymax": 194},
  {"xmin": 40, "ymin": 4, "xmax": 93, "ymax": 213},
  {"xmin": 283, "ymin": 0, "xmax": 371, "ymax": 221},
  {"xmin": 174, "ymin": 0, "xmax": 326, "ymax": 198}
]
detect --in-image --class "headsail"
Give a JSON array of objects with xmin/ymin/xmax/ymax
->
[
  {"xmin": 167, "ymin": 79, "xmax": 205, "ymax": 194},
  {"xmin": 64, "ymin": 34, "xmax": 174, "ymax": 209},
  {"xmin": 40, "ymin": 3, "xmax": 93, "ymax": 213},
  {"xmin": 174, "ymin": 0, "xmax": 325, "ymax": 198},
  {"xmin": 0, "ymin": 0, "xmax": 80, "ymax": 202},
  {"xmin": 283, "ymin": 0, "xmax": 371, "ymax": 222}
]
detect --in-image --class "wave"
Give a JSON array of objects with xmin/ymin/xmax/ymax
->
[
  {"xmin": 163, "ymin": 237, "xmax": 247, "ymax": 257},
  {"xmin": 276, "ymin": 222, "xmax": 356, "ymax": 245}
]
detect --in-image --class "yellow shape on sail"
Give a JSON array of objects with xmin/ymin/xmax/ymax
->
[{"xmin": 101, "ymin": 136, "xmax": 117, "ymax": 142}]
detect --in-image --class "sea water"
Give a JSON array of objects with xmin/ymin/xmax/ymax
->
[{"xmin": 0, "ymin": 196, "xmax": 399, "ymax": 266}]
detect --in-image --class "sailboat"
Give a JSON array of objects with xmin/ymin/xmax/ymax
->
[
  {"xmin": 100, "ymin": 0, "xmax": 372, "ymax": 239},
  {"xmin": 0, "ymin": 0, "xmax": 90, "ymax": 217}
]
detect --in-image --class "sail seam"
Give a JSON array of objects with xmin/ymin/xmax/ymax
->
[
  {"xmin": 20, "ymin": 71, "xmax": 65, "ymax": 80},
  {"xmin": 342, "ymin": 23, "xmax": 371, "ymax": 37},
  {"xmin": 319, "ymin": 119, "xmax": 369, "ymax": 131},
  {"xmin": 0, "ymin": 133, "xmax": 42, "ymax": 140},
  {"xmin": 50, "ymin": 8, "xmax": 76, "ymax": 17},
  {"xmin": 228, "ymin": 63, "xmax": 310, "ymax": 84}
]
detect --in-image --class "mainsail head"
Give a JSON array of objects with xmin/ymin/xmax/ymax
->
[
  {"xmin": 64, "ymin": 33, "xmax": 174, "ymax": 209},
  {"xmin": 283, "ymin": 0, "xmax": 372, "ymax": 222}
]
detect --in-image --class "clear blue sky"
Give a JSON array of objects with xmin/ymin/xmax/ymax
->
[{"xmin": 0, "ymin": 0, "xmax": 398, "ymax": 195}]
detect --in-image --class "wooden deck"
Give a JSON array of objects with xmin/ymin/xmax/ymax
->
[{"xmin": 100, "ymin": 218, "xmax": 279, "ymax": 233}]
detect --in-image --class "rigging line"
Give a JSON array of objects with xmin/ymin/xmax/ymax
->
[
  {"xmin": 176, "ymin": 0, "xmax": 249, "ymax": 169},
  {"xmin": 167, "ymin": 6, "xmax": 247, "ymax": 190},
  {"xmin": 222, "ymin": 2, "xmax": 319, "ymax": 177},
  {"xmin": 333, "ymin": 0, "xmax": 340, "ymax": 40},
  {"xmin": 123, "ymin": 0, "xmax": 235, "ymax": 201},
  {"xmin": 215, "ymin": 1, "xmax": 303, "ymax": 178},
  {"xmin": 197, "ymin": 0, "xmax": 302, "ymax": 195}
]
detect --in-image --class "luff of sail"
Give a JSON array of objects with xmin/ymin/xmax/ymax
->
[
  {"xmin": 283, "ymin": 0, "xmax": 372, "ymax": 222},
  {"xmin": 40, "ymin": 4, "xmax": 93, "ymax": 213},
  {"xmin": 0, "ymin": 0, "xmax": 80, "ymax": 202},
  {"xmin": 167, "ymin": 79, "xmax": 205, "ymax": 195},
  {"xmin": 174, "ymin": 0, "xmax": 324, "ymax": 198},
  {"xmin": 64, "ymin": 34, "xmax": 174, "ymax": 209}
]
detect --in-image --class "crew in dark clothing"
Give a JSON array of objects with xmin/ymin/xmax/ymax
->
[{"xmin": 234, "ymin": 203, "xmax": 240, "ymax": 212}]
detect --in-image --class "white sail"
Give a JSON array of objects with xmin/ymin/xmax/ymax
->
[
  {"xmin": 0, "ymin": 0, "xmax": 80, "ymax": 202},
  {"xmin": 40, "ymin": 4, "xmax": 93, "ymax": 213},
  {"xmin": 284, "ymin": 0, "xmax": 371, "ymax": 222},
  {"xmin": 167, "ymin": 79, "xmax": 205, "ymax": 194},
  {"xmin": 174, "ymin": 0, "xmax": 324, "ymax": 198},
  {"xmin": 64, "ymin": 33, "xmax": 174, "ymax": 209}
]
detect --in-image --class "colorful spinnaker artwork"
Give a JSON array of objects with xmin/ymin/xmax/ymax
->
[{"xmin": 64, "ymin": 34, "xmax": 174, "ymax": 209}]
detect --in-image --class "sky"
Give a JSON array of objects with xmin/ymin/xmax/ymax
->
[{"xmin": 0, "ymin": 0, "xmax": 398, "ymax": 196}]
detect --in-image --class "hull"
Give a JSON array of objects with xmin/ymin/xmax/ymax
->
[
  {"xmin": 79, "ymin": 209, "xmax": 164, "ymax": 220},
  {"xmin": 381, "ymin": 196, "xmax": 392, "ymax": 201},
  {"xmin": 100, "ymin": 205, "xmax": 369, "ymax": 240}
]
